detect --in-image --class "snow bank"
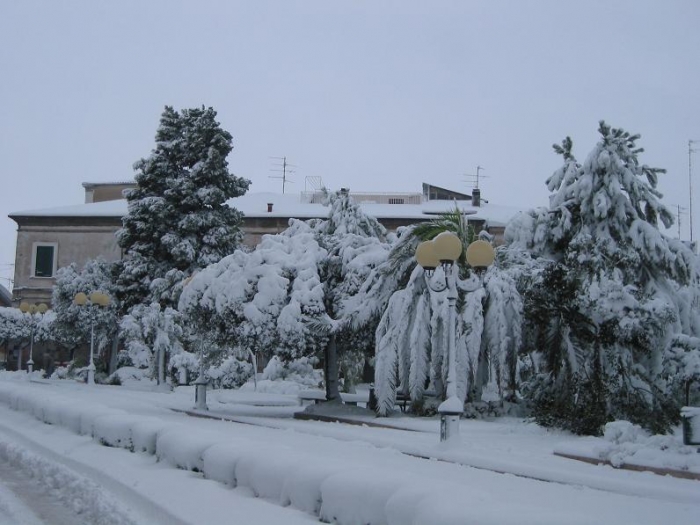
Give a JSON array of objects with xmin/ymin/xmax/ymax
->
[
  {"xmin": 555, "ymin": 420, "xmax": 700, "ymax": 474},
  {"xmin": 0, "ymin": 439, "xmax": 140, "ymax": 525}
]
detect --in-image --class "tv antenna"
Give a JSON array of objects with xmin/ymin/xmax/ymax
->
[
  {"xmin": 464, "ymin": 165, "xmax": 488, "ymax": 189},
  {"xmin": 689, "ymin": 141, "xmax": 699, "ymax": 243},
  {"xmin": 269, "ymin": 156, "xmax": 296, "ymax": 194},
  {"xmin": 674, "ymin": 204, "xmax": 688, "ymax": 239},
  {"xmin": 305, "ymin": 176, "xmax": 324, "ymax": 193}
]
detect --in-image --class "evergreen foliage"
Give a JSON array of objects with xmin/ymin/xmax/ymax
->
[
  {"xmin": 506, "ymin": 121, "xmax": 700, "ymax": 434},
  {"xmin": 116, "ymin": 106, "xmax": 250, "ymax": 311}
]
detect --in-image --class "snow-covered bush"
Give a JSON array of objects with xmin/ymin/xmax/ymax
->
[
  {"xmin": 261, "ymin": 356, "xmax": 322, "ymax": 387},
  {"xmin": 207, "ymin": 357, "xmax": 253, "ymax": 389},
  {"xmin": 169, "ymin": 351, "xmax": 199, "ymax": 384},
  {"xmin": 50, "ymin": 366, "xmax": 70, "ymax": 380},
  {"xmin": 107, "ymin": 366, "xmax": 149, "ymax": 386}
]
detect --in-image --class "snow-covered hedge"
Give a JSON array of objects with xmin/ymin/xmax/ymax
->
[{"xmin": 0, "ymin": 382, "xmax": 527, "ymax": 525}]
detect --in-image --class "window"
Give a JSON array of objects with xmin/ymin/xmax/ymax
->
[
  {"xmin": 388, "ymin": 198, "xmax": 405, "ymax": 205},
  {"xmin": 32, "ymin": 242, "xmax": 58, "ymax": 278}
]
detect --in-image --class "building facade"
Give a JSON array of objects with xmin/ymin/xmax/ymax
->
[{"xmin": 9, "ymin": 182, "xmax": 518, "ymax": 307}]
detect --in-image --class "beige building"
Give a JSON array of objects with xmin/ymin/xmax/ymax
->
[{"xmin": 9, "ymin": 182, "xmax": 519, "ymax": 307}]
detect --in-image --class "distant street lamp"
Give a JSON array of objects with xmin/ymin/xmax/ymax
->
[
  {"xmin": 18, "ymin": 302, "xmax": 48, "ymax": 373},
  {"xmin": 415, "ymin": 232, "xmax": 495, "ymax": 442},
  {"xmin": 73, "ymin": 292, "xmax": 111, "ymax": 385}
]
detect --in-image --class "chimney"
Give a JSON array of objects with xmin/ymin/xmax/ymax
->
[
  {"xmin": 472, "ymin": 188, "xmax": 481, "ymax": 207},
  {"xmin": 267, "ymin": 203, "xmax": 273, "ymax": 213}
]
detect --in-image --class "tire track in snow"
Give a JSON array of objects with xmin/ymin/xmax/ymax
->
[{"xmin": 0, "ymin": 424, "xmax": 188, "ymax": 525}]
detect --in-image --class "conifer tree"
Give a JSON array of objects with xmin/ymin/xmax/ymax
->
[
  {"xmin": 507, "ymin": 121, "xmax": 700, "ymax": 434},
  {"xmin": 116, "ymin": 106, "xmax": 250, "ymax": 311}
]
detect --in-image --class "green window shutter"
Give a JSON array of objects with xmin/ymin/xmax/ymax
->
[{"xmin": 35, "ymin": 245, "xmax": 55, "ymax": 277}]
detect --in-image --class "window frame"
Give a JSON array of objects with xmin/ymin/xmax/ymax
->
[{"xmin": 31, "ymin": 242, "xmax": 58, "ymax": 278}]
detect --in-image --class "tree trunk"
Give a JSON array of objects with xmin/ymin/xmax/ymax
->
[
  {"xmin": 108, "ymin": 335, "xmax": 119, "ymax": 375},
  {"xmin": 157, "ymin": 347, "xmax": 165, "ymax": 385},
  {"xmin": 324, "ymin": 334, "xmax": 341, "ymax": 402}
]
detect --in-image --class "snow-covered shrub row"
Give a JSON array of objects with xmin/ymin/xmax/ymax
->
[
  {"xmin": 599, "ymin": 421, "xmax": 700, "ymax": 472},
  {"xmin": 554, "ymin": 420, "xmax": 700, "ymax": 475},
  {"xmin": 0, "ymin": 383, "xmax": 509, "ymax": 525}
]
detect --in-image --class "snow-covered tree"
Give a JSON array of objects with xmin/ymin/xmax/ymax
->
[
  {"xmin": 51, "ymin": 258, "xmax": 120, "ymax": 371},
  {"xmin": 506, "ymin": 122, "xmax": 700, "ymax": 434},
  {"xmin": 179, "ymin": 190, "xmax": 392, "ymax": 400},
  {"xmin": 180, "ymin": 218, "xmax": 328, "ymax": 368},
  {"xmin": 0, "ymin": 307, "xmax": 30, "ymax": 347},
  {"xmin": 663, "ymin": 334, "xmax": 700, "ymax": 406},
  {"xmin": 359, "ymin": 208, "xmax": 524, "ymax": 415},
  {"xmin": 120, "ymin": 302, "xmax": 184, "ymax": 385},
  {"xmin": 0, "ymin": 306, "xmax": 55, "ymax": 370},
  {"xmin": 116, "ymin": 105, "xmax": 250, "ymax": 311}
]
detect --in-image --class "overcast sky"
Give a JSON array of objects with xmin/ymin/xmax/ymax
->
[{"xmin": 1, "ymin": 0, "xmax": 699, "ymax": 291}]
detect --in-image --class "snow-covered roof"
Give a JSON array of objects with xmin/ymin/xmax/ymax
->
[
  {"xmin": 82, "ymin": 181, "xmax": 136, "ymax": 188},
  {"xmin": 9, "ymin": 192, "xmax": 523, "ymax": 227}
]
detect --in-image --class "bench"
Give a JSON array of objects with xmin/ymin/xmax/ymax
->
[
  {"xmin": 298, "ymin": 390, "xmax": 369, "ymax": 407},
  {"xmin": 395, "ymin": 390, "xmax": 436, "ymax": 412},
  {"xmin": 396, "ymin": 391, "xmax": 411, "ymax": 412}
]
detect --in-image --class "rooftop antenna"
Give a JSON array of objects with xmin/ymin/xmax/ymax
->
[
  {"xmin": 689, "ymin": 141, "xmax": 699, "ymax": 243},
  {"xmin": 675, "ymin": 204, "xmax": 688, "ymax": 239},
  {"xmin": 463, "ymin": 165, "xmax": 489, "ymax": 189},
  {"xmin": 305, "ymin": 175, "xmax": 324, "ymax": 193},
  {"xmin": 269, "ymin": 156, "xmax": 296, "ymax": 194}
]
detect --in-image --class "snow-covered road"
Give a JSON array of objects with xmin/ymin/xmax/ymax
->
[
  {"xmin": 0, "ymin": 412, "xmax": 319, "ymax": 525},
  {"xmin": 0, "ymin": 377, "xmax": 698, "ymax": 525},
  {"xmin": 0, "ymin": 456, "xmax": 82, "ymax": 525}
]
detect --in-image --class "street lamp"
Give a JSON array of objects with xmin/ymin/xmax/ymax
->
[
  {"xmin": 18, "ymin": 302, "xmax": 48, "ymax": 373},
  {"xmin": 415, "ymin": 232, "xmax": 495, "ymax": 442},
  {"xmin": 73, "ymin": 291, "xmax": 111, "ymax": 385}
]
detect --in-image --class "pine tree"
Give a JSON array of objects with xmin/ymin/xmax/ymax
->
[
  {"xmin": 116, "ymin": 106, "xmax": 250, "ymax": 311},
  {"xmin": 507, "ymin": 122, "xmax": 700, "ymax": 434}
]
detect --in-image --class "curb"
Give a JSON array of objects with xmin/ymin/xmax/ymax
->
[{"xmin": 553, "ymin": 451, "xmax": 700, "ymax": 481}]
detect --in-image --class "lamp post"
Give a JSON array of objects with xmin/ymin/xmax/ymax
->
[
  {"xmin": 73, "ymin": 292, "xmax": 111, "ymax": 385},
  {"xmin": 18, "ymin": 302, "xmax": 48, "ymax": 373},
  {"xmin": 415, "ymin": 232, "xmax": 495, "ymax": 442}
]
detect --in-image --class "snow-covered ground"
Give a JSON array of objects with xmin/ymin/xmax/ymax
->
[{"xmin": 0, "ymin": 373, "xmax": 697, "ymax": 525}]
